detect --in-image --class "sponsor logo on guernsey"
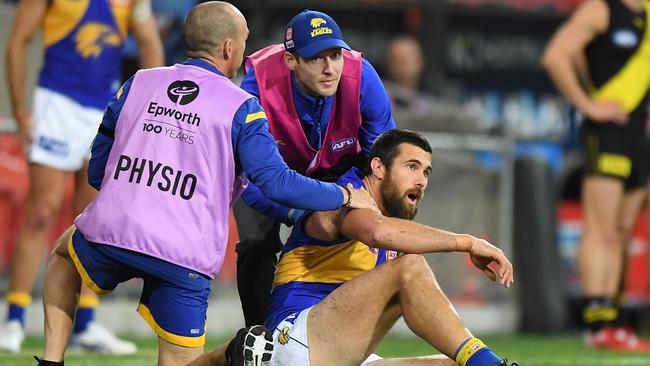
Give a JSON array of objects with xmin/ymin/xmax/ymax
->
[
  {"xmin": 310, "ymin": 18, "xmax": 332, "ymax": 37},
  {"xmin": 167, "ymin": 80, "xmax": 200, "ymax": 105},
  {"xmin": 612, "ymin": 29, "xmax": 638, "ymax": 48},
  {"xmin": 75, "ymin": 23, "xmax": 121, "ymax": 58},
  {"xmin": 37, "ymin": 136, "xmax": 69, "ymax": 157},
  {"xmin": 113, "ymin": 154, "xmax": 197, "ymax": 200},
  {"xmin": 330, "ymin": 137, "xmax": 356, "ymax": 152}
]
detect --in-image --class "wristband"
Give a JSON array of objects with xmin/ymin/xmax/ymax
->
[{"xmin": 342, "ymin": 186, "xmax": 352, "ymax": 207}]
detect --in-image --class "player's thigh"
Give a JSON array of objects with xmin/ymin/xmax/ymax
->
[
  {"xmin": 619, "ymin": 187, "xmax": 646, "ymax": 239},
  {"xmin": 581, "ymin": 176, "xmax": 624, "ymax": 235},
  {"xmin": 52, "ymin": 225, "xmax": 76, "ymax": 259},
  {"xmin": 158, "ymin": 337, "xmax": 204, "ymax": 366},
  {"xmin": 308, "ymin": 255, "xmax": 426, "ymax": 366},
  {"xmin": 25, "ymin": 163, "xmax": 68, "ymax": 218},
  {"xmin": 73, "ymin": 160, "xmax": 97, "ymax": 214},
  {"xmin": 67, "ymin": 227, "xmax": 136, "ymax": 295},
  {"xmin": 138, "ymin": 264, "xmax": 211, "ymax": 350}
]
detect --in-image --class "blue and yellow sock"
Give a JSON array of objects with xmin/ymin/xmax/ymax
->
[
  {"xmin": 6, "ymin": 292, "xmax": 31, "ymax": 328},
  {"xmin": 455, "ymin": 337, "xmax": 502, "ymax": 366},
  {"xmin": 73, "ymin": 295, "xmax": 98, "ymax": 334}
]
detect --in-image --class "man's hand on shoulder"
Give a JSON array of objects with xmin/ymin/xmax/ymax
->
[{"xmin": 340, "ymin": 183, "xmax": 380, "ymax": 213}]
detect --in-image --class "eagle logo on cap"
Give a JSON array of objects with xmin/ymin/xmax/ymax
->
[{"xmin": 310, "ymin": 18, "xmax": 327, "ymax": 28}]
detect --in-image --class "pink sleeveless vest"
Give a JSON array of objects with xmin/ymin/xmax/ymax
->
[
  {"xmin": 245, "ymin": 44, "xmax": 363, "ymax": 180},
  {"xmin": 75, "ymin": 64, "xmax": 250, "ymax": 278}
]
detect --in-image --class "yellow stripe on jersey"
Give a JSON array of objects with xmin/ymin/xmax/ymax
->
[
  {"xmin": 245, "ymin": 111, "xmax": 267, "ymax": 123},
  {"xmin": 591, "ymin": 3, "xmax": 650, "ymax": 113},
  {"xmin": 43, "ymin": 0, "xmax": 91, "ymax": 46},
  {"xmin": 137, "ymin": 303, "xmax": 206, "ymax": 347},
  {"xmin": 274, "ymin": 240, "xmax": 378, "ymax": 287}
]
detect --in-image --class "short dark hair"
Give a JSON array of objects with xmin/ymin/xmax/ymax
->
[{"xmin": 365, "ymin": 129, "xmax": 432, "ymax": 173}]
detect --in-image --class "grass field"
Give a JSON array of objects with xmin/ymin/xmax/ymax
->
[{"xmin": 3, "ymin": 334, "xmax": 650, "ymax": 365}]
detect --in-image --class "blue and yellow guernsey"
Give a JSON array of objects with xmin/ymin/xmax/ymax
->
[
  {"xmin": 38, "ymin": 0, "xmax": 132, "ymax": 110},
  {"xmin": 265, "ymin": 167, "xmax": 398, "ymax": 331}
]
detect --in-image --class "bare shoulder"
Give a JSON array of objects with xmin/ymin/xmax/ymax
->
[{"xmin": 569, "ymin": 0, "xmax": 609, "ymax": 34}]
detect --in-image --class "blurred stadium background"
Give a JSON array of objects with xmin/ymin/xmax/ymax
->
[{"xmin": 2, "ymin": 0, "xmax": 650, "ymax": 364}]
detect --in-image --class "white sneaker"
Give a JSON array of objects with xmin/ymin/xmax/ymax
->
[
  {"xmin": 0, "ymin": 320, "xmax": 25, "ymax": 353},
  {"xmin": 70, "ymin": 322, "xmax": 137, "ymax": 354}
]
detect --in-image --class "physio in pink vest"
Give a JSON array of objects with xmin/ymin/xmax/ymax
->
[{"xmin": 234, "ymin": 9, "xmax": 396, "ymax": 326}]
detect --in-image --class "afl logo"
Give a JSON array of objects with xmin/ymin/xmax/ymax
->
[
  {"xmin": 330, "ymin": 137, "xmax": 356, "ymax": 151},
  {"xmin": 167, "ymin": 80, "xmax": 200, "ymax": 105}
]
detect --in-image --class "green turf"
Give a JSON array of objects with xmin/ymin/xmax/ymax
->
[{"xmin": 3, "ymin": 334, "xmax": 650, "ymax": 365}]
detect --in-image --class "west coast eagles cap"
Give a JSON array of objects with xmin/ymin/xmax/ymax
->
[{"xmin": 283, "ymin": 10, "xmax": 351, "ymax": 59}]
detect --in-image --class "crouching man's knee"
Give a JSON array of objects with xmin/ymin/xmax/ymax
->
[{"xmin": 52, "ymin": 226, "xmax": 75, "ymax": 259}]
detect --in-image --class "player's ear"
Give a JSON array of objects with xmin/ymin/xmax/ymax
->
[
  {"xmin": 284, "ymin": 52, "xmax": 298, "ymax": 70},
  {"xmin": 370, "ymin": 157, "xmax": 385, "ymax": 179},
  {"xmin": 223, "ymin": 38, "xmax": 234, "ymax": 60}
]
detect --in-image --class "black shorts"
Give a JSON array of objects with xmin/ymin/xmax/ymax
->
[{"xmin": 581, "ymin": 121, "xmax": 649, "ymax": 190}]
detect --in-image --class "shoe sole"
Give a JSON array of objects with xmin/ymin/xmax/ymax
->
[{"xmin": 243, "ymin": 325, "xmax": 274, "ymax": 366}]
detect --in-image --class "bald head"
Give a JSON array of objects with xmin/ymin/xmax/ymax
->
[{"xmin": 183, "ymin": 1, "xmax": 245, "ymax": 58}]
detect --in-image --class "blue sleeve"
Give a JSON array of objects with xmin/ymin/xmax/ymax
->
[
  {"xmin": 358, "ymin": 59, "xmax": 396, "ymax": 156},
  {"xmin": 231, "ymin": 98, "xmax": 344, "ymax": 211},
  {"xmin": 241, "ymin": 182, "xmax": 291, "ymax": 224},
  {"xmin": 87, "ymin": 77, "xmax": 134, "ymax": 190},
  {"xmin": 240, "ymin": 66, "xmax": 260, "ymax": 99}
]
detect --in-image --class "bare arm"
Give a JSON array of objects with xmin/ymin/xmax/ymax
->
[
  {"xmin": 541, "ymin": 0, "xmax": 626, "ymax": 124},
  {"xmin": 5, "ymin": 0, "xmax": 48, "ymax": 146},
  {"xmin": 130, "ymin": 0, "xmax": 163, "ymax": 68},
  {"xmin": 304, "ymin": 208, "xmax": 514, "ymax": 287}
]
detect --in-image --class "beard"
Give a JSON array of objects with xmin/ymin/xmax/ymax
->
[{"xmin": 379, "ymin": 172, "xmax": 420, "ymax": 220}]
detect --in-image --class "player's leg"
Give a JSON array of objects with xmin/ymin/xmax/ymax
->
[
  {"xmin": 42, "ymin": 226, "xmax": 81, "ymax": 361},
  {"xmin": 307, "ymin": 254, "xmax": 503, "ymax": 366},
  {"xmin": 614, "ymin": 187, "xmax": 646, "ymax": 332},
  {"xmin": 136, "ymin": 258, "xmax": 214, "ymax": 366},
  {"xmin": 0, "ymin": 163, "xmax": 68, "ymax": 353},
  {"xmin": 233, "ymin": 200, "xmax": 282, "ymax": 326},
  {"xmin": 158, "ymin": 337, "xmax": 204, "ymax": 366},
  {"xmin": 66, "ymin": 161, "xmax": 136, "ymax": 353},
  {"xmin": 579, "ymin": 176, "xmax": 625, "ymax": 335}
]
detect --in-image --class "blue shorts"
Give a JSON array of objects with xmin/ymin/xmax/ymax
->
[{"xmin": 68, "ymin": 227, "xmax": 211, "ymax": 347}]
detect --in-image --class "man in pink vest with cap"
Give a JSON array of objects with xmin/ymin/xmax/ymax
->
[
  {"xmin": 35, "ymin": 2, "xmax": 376, "ymax": 366},
  {"xmin": 234, "ymin": 9, "xmax": 396, "ymax": 328}
]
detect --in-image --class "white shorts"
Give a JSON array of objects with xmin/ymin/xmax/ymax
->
[
  {"xmin": 270, "ymin": 306, "xmax": 383, "ymax": 366},
  {"xmin": 29, "ymin": 87, "xmax": 104, "ymax": 171}
]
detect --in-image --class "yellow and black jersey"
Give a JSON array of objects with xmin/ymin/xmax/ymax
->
[
  {"xmin": 585, "ymin": 0, "xmax": 650, "ymax": 125},
  {"xmin": 265, "ymin": 167, "xmax": 398, "ymax": 331},
  {"xmin": 38, "ymin": 0, "xmax": 133, "ymax": 109}
]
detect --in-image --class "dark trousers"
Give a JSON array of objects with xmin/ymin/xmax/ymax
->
[{"xmin": 233, "ymin": 200, "xmax": 283, "ymax": 326}]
